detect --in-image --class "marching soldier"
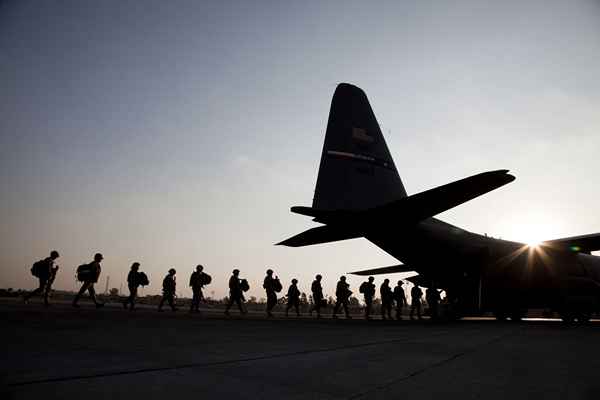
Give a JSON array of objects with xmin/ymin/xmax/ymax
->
[
  {"xmin": 360, "ymin": 276, "xmax": 376, "ymax": 320},
  {"xmin": 123, "ymin": 262, "xmax": 141, "ymax": 310},
  {"xmin": 309, "ymin": 274, "xmax": 324, "ymax": 318},
  {"xmin": 426, "ymin": 285, "xmax": 442, "ymax": 320},
  {"xmin": 225, "ymin": 268, "xmax": 246, "ymax": 315},
  {"xmin": 410, "ymin": 284, "xmax": 423, "ymax": 320},
  {"xmin": 158, "ymin": 268, "xmax": 177, "ymax": 312},
  {"xmin": 332, "ymin": 276, "xmax": 352, "ymax": 319},
  {"xmin": 24, "ymin": 250, "xmax": 60, "ymax": 306},
  {"xmin": 380, "ymin": 278, "xmax": 393, "ymax": 320},
  {"xmin": 263, "ymin": 268, "xmax": 281, "ymax": 317},
  {"xmin": 393, "ymin": 280, "xmax": 407, "ymax": 320},
  {"xmin": 285, "ymin": 278, "xmax": 301, "ymax": 317},
  {"xmin": 73, "ymin": 253, "xmax": 104, "ymax": 308},
  {"xmin": 189, "ymin": 264, "xmax": 210, "ymax": 313}
]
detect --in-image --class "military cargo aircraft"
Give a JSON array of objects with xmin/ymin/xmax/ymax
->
[{"xmin": 277, "ymin": 83, "xmax": 600, "ymax": 322}]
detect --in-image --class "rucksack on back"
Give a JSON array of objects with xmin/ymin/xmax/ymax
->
[
  {"xmin": 199, "ymin": 272, "xmax": 212, "ymax": 286},
  {"xmin": 76, "ymin": 264, "xmax": 93, "ymax": 282},
  {"xmin": 240, "ymin": 279, "xmax": 250, "ymax": 292},
  {"xmin": 359, "ymin": 282, "xmax": 367, "ymax": 294},
  {"xmin": 30, "ymin": 260, "xmax": 44, "ymax": 278},
  {"xmin": 138, "ymin": 272, "xmax": 149, "ymax": 286},
  {"xmin": 273, "ymin": 278, "xmax": 282, "ymax": 293}
]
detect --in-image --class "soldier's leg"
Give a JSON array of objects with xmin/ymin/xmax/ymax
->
[
  {"xmin": 343, "ymin": 301, "xmax": 350, "ymax": 318},
  {"xmin": 42, "ymin": 279, "xmax": 50, "ymax": 305},
  {"xmin": 295, "ymin": 301, "xmax": 300, "ymax": 316},
  {"xmin": 88, "ymin": 284, "xmax": 102, "ymax": 307},
  {"xmin": 225, "ymin": 296, "xmax": 232, "ymax": 312},
  {"xmin": 236, "ymin": 297, "xmax": 245, "ymax": 313},
  {"xmin": 190, "ymin": 290, "xmax": 197, "ymax": 312},
  {"xmin": 332, "ymin": 299, "xmax": 340, "ymax": 316},
  {"xmin": 25, "ymin": 279, "xmax": 47, "ymax": 301},
  {"xmin": 130, "ymin": 287, "xmax": 137, "ymax": 309},
  {"xmin": 168, "ymin": 294, "xmax": 176, "ymax": 311},
  {"xmin": 73, "ymin": 282, "xmax": 89, "ymax": 306},
  {"xmin": 158, "ymin": 296, "xmax": 166, "ymax": 311}
]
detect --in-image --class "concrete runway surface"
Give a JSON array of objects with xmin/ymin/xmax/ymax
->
[{"xmin": 2, "ymin": 299, "xmax": 599, "ymax": 399}]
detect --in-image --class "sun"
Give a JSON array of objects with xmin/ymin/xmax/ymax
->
[{"xmin": 516, "ymin": 225, "xmax": 551, "ymax": 248}]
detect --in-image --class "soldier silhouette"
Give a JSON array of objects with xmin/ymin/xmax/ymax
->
[
  {"xmin": 332, "ymin": 276, "xmax": 352, "ymax": 319},
  {"xmin": 360, "ymin": 276, "xmax": 376, "ymax": 320},
  {"xmin": 410, "ymin": 284, "xmax": 423, "ymax": 320},
  {"xmin": 309, "ymin": 274, "xmax": 324, "ymax": 318},
  {"xmin": 380, "ymin": 278, "xmax": 393, "ymax": 320},
  {"xmin": 122, "ymin": 262, "xmax": 141, "ymax": 310},
  {"xmin": 263, "ymin": 268, "xmax": 281, "ymax": 317},
  {"xmin": 393, "ymin": 280, "xmax": 407, "ymax": 320},
  {"xmin": 24, "ymin": 250, "xmax": 60, "ymax": 306},
  {"xmin": 285, "ymin": 278, "xmax": 301, "ymax": 317},
  {"xmin": 426, "ymin": 284, "xmax": 442, "ymax": 320},
  {"xmin": 189, "ymin": 264, "xmax": 210, "ymax": 313},
  {"xmin": 73, "ymin": 253, "xmax": 104, "ymax": 308},
  {"xmin": 225, "ymin": 269, "xmax": 246, "ymax": 315},
  {"xmin": 158, "ymin": 268, "xmax": 177, "ymax": 312}
]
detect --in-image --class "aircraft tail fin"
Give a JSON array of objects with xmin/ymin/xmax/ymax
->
[{"xmin": 312, "ymin": 83, "xmax": 407, "ymax": 212}]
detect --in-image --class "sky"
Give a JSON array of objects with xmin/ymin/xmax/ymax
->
[{"xmin": 1, "ymin": 0, "xmax": 600, "ymax": 300}]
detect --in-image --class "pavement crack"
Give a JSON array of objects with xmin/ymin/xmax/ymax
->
[
  {"xmin": 346, "ymin": 329, "xmax": 517, "ymax": 400},
  {"xmin": 7, "ymin": 335, "xmax": 441, "ymax": 387}
]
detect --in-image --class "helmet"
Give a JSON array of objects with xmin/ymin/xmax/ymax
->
[
  {"xmin": 94, "ymin": 253, "xmax": 103, "ymax": 261},
  {"xmin": 292, "ymin": 278, "xmax": 298, "ymax": 284},
  {"xmin": 50, "ymin": 250, "xmax": 60, "ymax": 259},
  {"xmin": 196, "ymin": 264, "xmax": 203, "ymax": 271},
  {"xmin": 340, "ymin": 276, "xmax": 346, "ymax": 281},
  {"xmin": 132, "ymin": 262, "xmax": 140, "ymax": 269},
  {"xmin": 168, "ymin": 268, "xmax": 176, "ymax": 274},
  {"xmin": 266, "ymin": 269, "xmax": 273, "ymax": 275},
  {"xmin": 316, "ymin": 274, "xmax": 322, "ymax": 280},
  {"xmin": 368, "ymin": 276, "xmax": 374, "ymax": 282},
  {"xmin": 233, "ymin": 269, "xmax": 240, "ymax": 275}
]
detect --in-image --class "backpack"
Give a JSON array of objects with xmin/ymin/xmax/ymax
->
[
  {"xmin": 240, "ymin": 279, "xmax": 250, "ymax": 292},
  {"xmin": 359, "ymin": 282, "xmax": 367, "ymax": 294},
  {"xmin": 273, "ymin": 278, "xmax": 282, "ymax": 293},
  {"xmin": 30, "ymin": 260, "xmax": 45, "ymax": 278},
  {"xmin": 199, "ymin": 272, "xmax": 212, "ymax": 286},
  {"xmin": 137, "ymin": 272, "xmax": 149, "ymax": 286},
  {"xmin": 76, "ymin": 264, "xmax": 94, "ymax": 282}
]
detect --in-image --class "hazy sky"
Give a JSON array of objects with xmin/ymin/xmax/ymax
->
[{"xmin": 1, "ymin": 0, "xmax": 599, "ymax": 300}]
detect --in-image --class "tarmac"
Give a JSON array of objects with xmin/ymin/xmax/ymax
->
[{"xmin": 2, "ymin": 298, "xmax": 599, "ymax": 399}]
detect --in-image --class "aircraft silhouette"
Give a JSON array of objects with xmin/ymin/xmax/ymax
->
[{"xmin": 278, "ymin": 83, "xmax": 600, "ymax": 322}]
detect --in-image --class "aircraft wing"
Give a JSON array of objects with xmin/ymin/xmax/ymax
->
[
  {"xmin": 544, "ymin": 233, "xmax": 600, "ymax": 254},
  {"xmin": 276, "ymin": 225, "xmax": 362, "ymax": 247},
  {"xmin": 349, "ymin": 264, "xmax": 416, "ymax": 276},
  {"xmin": 374, "ymin": 169, "xmax": 516, "ymax": 223}
]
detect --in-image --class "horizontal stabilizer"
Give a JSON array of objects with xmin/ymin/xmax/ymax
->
[
  {"xmin": 376, "ymin": 169, "xmax": 515, "ymax": 222},
  {"xmin": 544, "ymin": 233, "xmax": 600, "ymax": 254},
  {"xmin": 276, "ymin": 225, "xmax": 362, "ymax": 247},
  {"xmin": 349, "ymin": 264, "xmax": 416, "ymax": 276}
]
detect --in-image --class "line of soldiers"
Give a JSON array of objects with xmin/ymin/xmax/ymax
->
[{"xmin": 24, "ymin": 250, "xmax": 439, "ymax": 320}]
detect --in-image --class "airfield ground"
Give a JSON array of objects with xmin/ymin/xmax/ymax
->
[{"xmin": 2, "ymin": 298, "xmax": 599, "ymax": 399}]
